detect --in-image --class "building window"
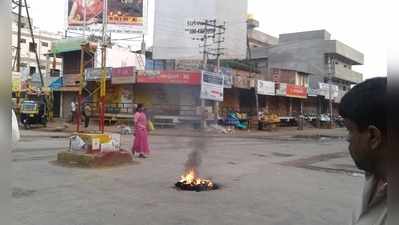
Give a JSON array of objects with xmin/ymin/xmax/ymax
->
[
  {"xmin": 41, "ymin": 41, "xmax": 48, "ymax": 47},
  {"xmin": 20, "ymin": 63, "xmax": 28, "ymax": 68},
  {"xmin": 50, "ymin": 69, "xmax": 60, "ymax": 77},
  {"xmin": 20, "ymin": 38, "xmax": 26, "ymax": 43},
  {"xmin": 29, "ymin": 66, "xmax": 36, "ymax": 75},
  {"xmin": 343, "ymin": 86, "xmax": 347, "ymax": 91},
  {"xmin": 29, "ymin": 42, "xmax": 37, "ymax": 52},
  {"xmin": 39, "ymin": 65, "xmax": 46, "ymax": 70}
]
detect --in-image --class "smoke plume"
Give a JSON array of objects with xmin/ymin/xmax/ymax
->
[{"xmin": 184, "ymin": 136, "xmax": 207, "ymax": 176}]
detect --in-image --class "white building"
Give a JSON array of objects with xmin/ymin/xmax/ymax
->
[{"xmin": 11, "ymin": 12, "xmax": 63, "ymax": 78}]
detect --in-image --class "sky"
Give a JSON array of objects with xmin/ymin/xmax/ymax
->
[{"xmin": 26, "ymin": 0, "xmax": 398, "ymax": 80}]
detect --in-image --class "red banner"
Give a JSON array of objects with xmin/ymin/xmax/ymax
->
[
  {"xmin": 286, "ymin": 84, "xmax": 308, "ymax": 99},
  {"xmin": 137, "ymin": 70, "xmax": 201, "ymax": 85}
]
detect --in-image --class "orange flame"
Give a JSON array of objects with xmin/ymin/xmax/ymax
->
[{"xmin": 179, "ymin": 169, "xmax": 214, "ymax": 187}]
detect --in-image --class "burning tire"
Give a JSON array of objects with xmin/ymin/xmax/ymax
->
[{"xmin": 175, "ymin": 169, "xmax": 218, "ymax": 192}]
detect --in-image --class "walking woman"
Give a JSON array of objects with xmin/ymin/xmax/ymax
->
[{"xmin": 132, "ymin": 104, "xmax": 150, "ymax": 158}]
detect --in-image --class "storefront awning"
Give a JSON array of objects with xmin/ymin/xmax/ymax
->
[{"xmin": 52, "ymin": 38, "xmax": 96, "ymax": 55}]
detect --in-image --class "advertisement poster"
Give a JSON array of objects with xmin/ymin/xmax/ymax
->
[
  {"xmin": 67, "ymin": 0, "xmax": 145, "ymax": 33},
  {"xmin": 256, "ymin": 80, "xmax": 275, "ymax": 96},
  {"xmin": 200, "ymin": 71, "xmax": 224, "ymax": 102}
]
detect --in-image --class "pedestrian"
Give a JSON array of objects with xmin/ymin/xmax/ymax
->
[
  {"xmin": 70, "ymin": 100, "xmax": 77, "ymax": 123},
  {"xmin": 339, "ymin": 77, "xmax": 387, "ymax": 225},
  {"xmin": 83, "ymin": 103, "xmax": 91, "ymax": 128},
  {"xmin": 12, "ymin": 109, "xmax": 20, "ymax": 148},
  {"xmin": 132, "ymin": 104, "xmax": 150, "ymax": 158}
]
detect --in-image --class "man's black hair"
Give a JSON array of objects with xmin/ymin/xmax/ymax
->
[{"xmin": 339, "ymin": 77, "xmax": 387, "ymax": 133}]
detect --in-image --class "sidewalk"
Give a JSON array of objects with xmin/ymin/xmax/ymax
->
[{"xmin": 23, "ymin": 119, "xmax": 348, "ymax": 139}]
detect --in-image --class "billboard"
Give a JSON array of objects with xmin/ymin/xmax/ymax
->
[
  {"xmin": 67, "ymin": 0, "xmax": 146, "ymax": 33},
  {"xmin": 153, "ymin": 0, "xmax": 247, "ymax": 60},
  {"xmin": 200, "ymin": 71, "xmax": 224, "ymax": 102}
]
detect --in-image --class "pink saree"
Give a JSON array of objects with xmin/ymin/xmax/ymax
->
[{"xmin": 132, "ymin": 112, "xmax": 150, "ymax": 155}]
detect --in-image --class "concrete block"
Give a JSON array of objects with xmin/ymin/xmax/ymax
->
[{"xmin": 56, "ymin": 150, "xmax": 133, "ymax": 168}]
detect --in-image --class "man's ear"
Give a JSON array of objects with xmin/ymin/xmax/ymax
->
[{"xmin": 367, "ymin": 125, "xmax": 383, "ymax": 151}]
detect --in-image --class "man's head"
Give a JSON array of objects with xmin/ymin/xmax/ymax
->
[{"xmin": 339, "ymin": 77, "xmax": 387, "ymax": 176}]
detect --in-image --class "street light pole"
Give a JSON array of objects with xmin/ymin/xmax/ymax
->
[{"xmin": 328, "ymin": 55, "xmax": 334, "ymax": 129}]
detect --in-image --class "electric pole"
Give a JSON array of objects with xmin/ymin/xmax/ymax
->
[
  {"xmin": 16, "ymin": 0, "xmax": 22, "ymax": 72},
  {"xmin": 328, "ymin": 55, "xmax": 335, "ymax": 129}
]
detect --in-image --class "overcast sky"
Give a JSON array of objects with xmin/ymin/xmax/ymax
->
[{"xmin": 27, "ymin": 0, "xmax": 398, "ymax": 80}]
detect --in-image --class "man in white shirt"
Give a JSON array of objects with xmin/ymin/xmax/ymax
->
[
  {"xmin": 70, "ymin": 100, "xmax": 76, "ymax": 123},
  {"xmin": 12, "ymin": 109, "xmax": 20, "ymax": 147},
  {"xmin": 339, "ymin": 77, "xmax": 387, "ymax": 225}
]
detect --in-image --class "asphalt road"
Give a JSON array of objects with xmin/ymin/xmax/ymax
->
[{"xmin": 13, "ymin": 131, "xmax": 364, "ymax": 225}]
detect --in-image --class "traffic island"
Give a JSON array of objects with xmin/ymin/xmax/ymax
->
[{"xmin": 56, "ymin": 150, "xmax": 135, "ymax": 168}]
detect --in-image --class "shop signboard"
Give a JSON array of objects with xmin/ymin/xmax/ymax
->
[
  {"xmin": 232, "ymin": 69, "xmax": 251, "ymax": 89},
  {"xmin": 137, "ymin": 70, "xmax": 201, "ymax": 85},
  {"xmin": 286, "ymin": 84, "xmax": 307, "ymax": 99},
  {"xmin": 308, "ymin": 87, "xmax": 319, "ymax": 97},
  {"xmin": 63, "ymin": 73, "xmax": 81, "ymax": 86},
  {"xmin": 85, "ymin": 67, "xmax": 112, "ymax": 81},
  {"xmin": 256, "ymin": 80, "xmax": 275, "ymax": 96},
  {"xmin": 276, "ymin": 83, "xmax": 287, "ymax": 96},
  {"xmin": 111, "ymin": 66, "xmax": 136, "ymax": 84},
  {"xmin": 220, "ymin": 67, "xmax": 233, "ymax": 88},
  {"xmin": 319, "ymin": 82, "xmax": 339, "ymax": 99},
  {"xmin": 12, "ymin": 72, "xmax": 21, "ymax": 92},
  {"xmin": 200, "ymin": 71, "xmax": 224, "ymax": 102}
]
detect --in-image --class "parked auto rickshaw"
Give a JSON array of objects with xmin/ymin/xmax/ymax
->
[{"xmin": 20, "ymin": 99, "xmax": 47, "ymax": 129}]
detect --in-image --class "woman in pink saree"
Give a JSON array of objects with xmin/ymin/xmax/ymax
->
[{"xmin": 132, "ymin": 104, "xmax": 150, "ymax": 158}]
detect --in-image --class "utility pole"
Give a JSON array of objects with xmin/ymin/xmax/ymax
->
[
  {"xmin": 16, "ymin": 0, "xmax": 22, "ymax": 72},
  {"xmin": 200, "ymin": 20, "xmax": 209, "ymax": 129},
  {"xmin": 24, "ymin": 0, "xmax": 44, "ymax": 87},
  {"xmin": 188, "ymin": 19, "xmax": 226, "ymax": 129},
  {"xmin": 328, "ymin": 55, "xmax": 335, "ymax": 129},
  {"xmin": 213, "ymin": 21, "xmax": 226, "ymax": 121},
  {"xmin": 99, "ymin": 0, "xmax": 108, "ymax": 133},
  {"xmin": 198, "ymin": 19, "xmax": 226, "ymax": 128}
]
